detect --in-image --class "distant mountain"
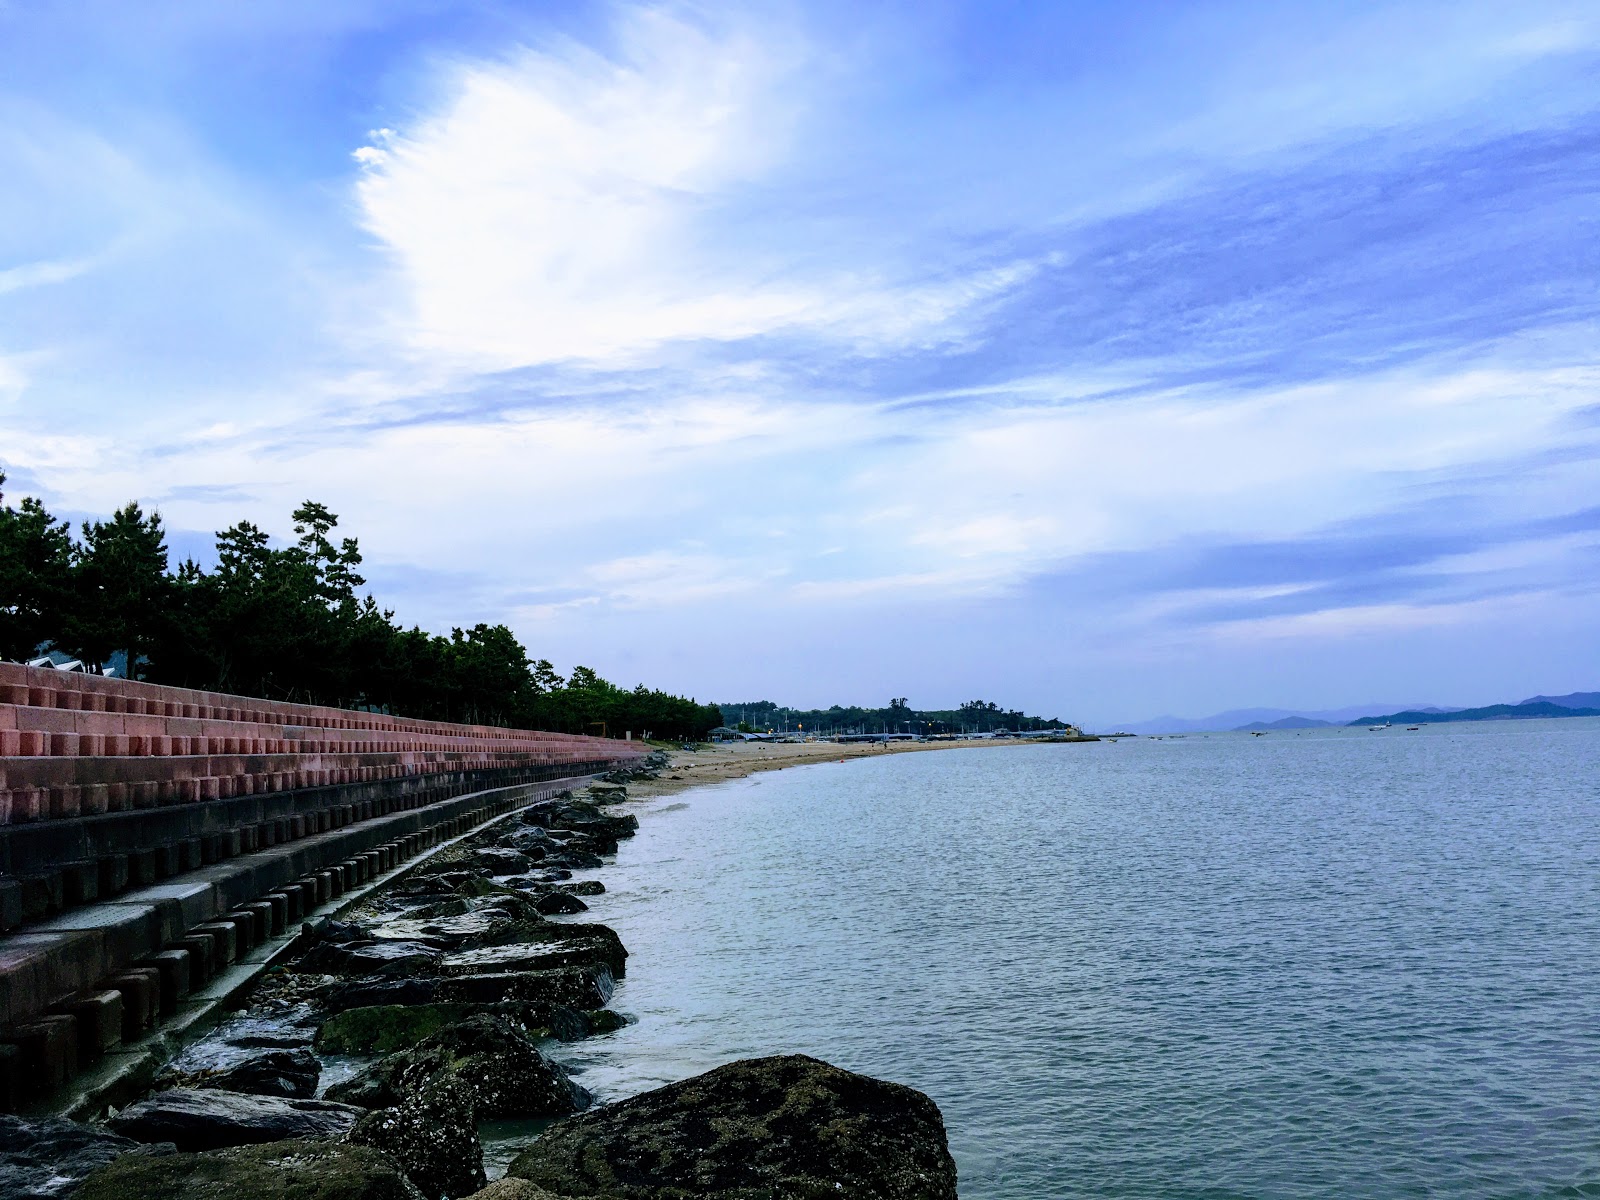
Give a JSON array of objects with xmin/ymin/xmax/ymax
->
[
  {"xmin": 1233, "ymin": 716, "xmax": 1334, "ymax": 731},
  {"xmin": 1116, "ymin": 703, "xmax": 1432, "ymax": 735},
  {"xmin": 1520, "ymin": 692, "xmax": 1600, "ymax": 710},
  {"xmin": 1348, "ymin": 701, "xmax": 1600, "ymax": 726}
]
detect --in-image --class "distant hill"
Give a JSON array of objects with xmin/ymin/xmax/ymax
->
[
  {"xmin": 1348, "ymin": 700, "xmax": 1600, "ymax": 726},
  {"xmin": 1117, "ymin": 703, "xmax": 1433, "ymax": 735},
  {"xmin": 1520, "ymin": 692, "xmax": 1600, "ymax": 709},
  {"xmin": 1233, "ymin": 716, "xmax": 1334, "ymax": 731}
]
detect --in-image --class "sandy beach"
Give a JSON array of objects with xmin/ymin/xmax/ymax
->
[{"xmin": 622, "ymin": 736, "xmax": 1083, "ymax": 800}]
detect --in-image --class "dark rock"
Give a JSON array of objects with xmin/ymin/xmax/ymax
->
[
  {"xmin": 506, "ymin": 1054, "xmax": 958, "ymax": 1200},
  {"xmin": 304, "ymin": 917, "xmax": 374, "ymax": 945},
  {"xmin": 107, "ymin": 1088, "xmax": 364, "ymax": 1152},
  {"xmin": 328, "ymin": 1014, "xmax": 589, "ymax": 1119},
  {"xmin": 473, "ymin": 849, "xmax": 534, "ymax": 876},
  {"xmin": 316, "ymin": 1002, "xmax": 586, "ymax": 1055},
  {"xmin": 562, "ymin": 880, "xmax": 606, "ymax": 896},
  {"xmin": 546, "ymin": 847, "xmax": 605, "ymax": 869},
  {"xmin": 321, "ymin": 977, "xmax": 439, "ymax": 1013},
  {"xmin": 159, "ymin": 1047, "xmax": 321, "ymax": 1099},
  {"xmin": 462, "ymin": 1181, "xmax": 561, "ymax": 1200},
  {"xmin": 475, "ymin": 921, "xmax": 627, "ymax": 976},
  {"xmin": 349, "ymin": 1073, "xmax": 485, "ymax": 1200},
  {"xmin": 297, "ymin": 940, "xmax": 443, "ymax": 977},
  {"xmin": 434, "ymin": 965, "xmax": 613, "ymax": 1012},
  {"xmin": 0, "ymin": 1115, "xmax": 170, "ymax": 1200},
  {"xmin": 534, "ymin": 891, "xmax": 588, "ymax": 914},
  {"xmin": 72, "ymin": 1136, "xmax": 418, "ymax": 1200}
]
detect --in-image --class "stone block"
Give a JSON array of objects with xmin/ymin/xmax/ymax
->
[
  {"xmin": 107, "ymin": 970, "xmax": 159, "ymax": 1037},
  {"xmin": 173, "ymin": 935, "xmax": 214, "ymax": 987},
  {"xmin": 61, "ymin": 861, "xmax": 100, "ymax": 907},
  {"xmin": 130, "ymin": 849, "xmax": 160, "ymax": 887},
  {"xmin": 20, "ymin": 873, "xmax": 62, "ymax": 922},
  {"xmin": 265, "ymin": 891, "xmax": 290, "ymax": 931},
  {"xmin": 55, "ymin": 989, "xmax": 124, "ymax": 1059},
  {"xmin": 0, "ymin": 878, "xmax": 21, "ymax": 932},
  {"xmin": 6, "ymin": 1015, "xmax": 78, "ymax": 1095},
  {"xmin": 192, "ymin": 922, "xmax": 237, "ymax": 966},
  {"xmin": 0, "ymin": 1042, "xmax": 20, "ymax": 1112},
  {"xmin": 140, "ymin": 948, "xmax": 190, "ymax": 1014},
  {"xmin": 240, "ymin": 901, "xmax": 275, "ymax": 941},
  {"xmin": 97, "ymin": 854, "xmax": 130, "ymax": 898}
]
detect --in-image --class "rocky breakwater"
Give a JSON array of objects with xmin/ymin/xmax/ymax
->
[{"xmin": 12, "ymin": 753, "xmax": 959, "ymax": 1198}]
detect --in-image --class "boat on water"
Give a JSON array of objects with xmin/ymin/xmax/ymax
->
[
  {"xmin": 1406, "ymin": 725, "xmax": 1420, "ymax": 731},
  {"xmin": 1367, "ymin": 723, "xmax": 1392, "ymax": 731}
]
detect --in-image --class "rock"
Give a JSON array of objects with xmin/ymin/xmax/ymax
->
[
  {"xmin": 473, "ymin": 849, "xmax": 534, "ymax": 876},
  {"xmin": 534, "ymin": 891, "xmax": 588, "ymax": 914},
  {"xmin": 506, "ymin": 1055, "xmax": 958, "ymax": 1200},
  {"xmin": 321, "ymin": 977, "xmax": 439, "ymax": 1013},
  {"xmin": 327, "ymin": 1014, "xmax": 589, "ymax": 1119},
  {"xmin": 349, "ymin": 1073, "xmax": 485, "ymax": 1200},
  {"xmin": 0, "ymin": 1115, "xmax": 170, "ymax": 1200},
  {"xmin": 439, "ymin": 939, "xmax": 619, "ymax": 979},
  {"xmin": 462, "ymin": 1181, "xmax": 563, "ymax": 1200},
  {"xmin": 297, "ymin": 940, "xmax": 444, "ymax": 977},
  {"xmin": 317, "ymin": 1002, "xmax": 586, "ymax": 1055},
  {"xmin": 159, "ymin": 1047, "xmax": 321, "ymax": 1099},
  {"xmin": 107, "ymin": 1088, "xmax": 364, "ymax": 1152},
  {"xmin": 434, "ymin": 965, "xmax": 613, "ymax": 1012},
  {"xmin": 72, "ymin": 1136, "xmax": 419, "ymax": 1200},
  {"xmin": 471, "ymin": 921, "xmax": 628, "ymax": 976}
]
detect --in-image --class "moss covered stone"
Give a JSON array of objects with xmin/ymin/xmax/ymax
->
[
  {"xmin": 72, "ymin": 1137, "xmax": 418, "ymax": 1200},
  {"xmin": 506, "ymin": 1055, "xmax": 958, "ymax": 1200},
  {"xmin": 316, "ymin": 1004, "xmax": 473, "ymax": 1056}
]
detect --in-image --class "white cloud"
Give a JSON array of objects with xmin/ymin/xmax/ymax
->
[{"xmin": 353, "ymin": 5, "xmax": 1026, "ymax": 372}]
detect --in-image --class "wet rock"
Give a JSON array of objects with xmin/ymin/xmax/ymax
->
[
  {"xmin": 298, "ymin": 940, "xmax": 444, "ymax": 977},
  {"xmin": 434, "ymin": 965, "xmax": 613, "ymax": 1011},
  {"xmin": 321, "ymin": 977, "xmax": 439, "ymax": 1014},
  {"xmin": 473, "ymin": 849, "xmax": 534, "ymax": 876},
  {"xmin": 506, "ymin": 1054, "xmax": 959, "ymax": 1200},
  {"xmin": 317, "ymin": 1002, "xmax": 585, "ymax": 1055},
  {"xmin": 474, "ymin": 921, "xmax": 627, "ymax": 976},
  {"xmin": 107, "ymin": 1088, "xmax": 364, "ymax": 1152},
  {"xmin": 158, "ymin": 1047, "xmax": 321, "ymax": 1099},
  {"xmin": 349, "ymin": 1073, "xmax": 485, "ymax": 1200},
  {"xmin": 73, "ymin": 1136, "xmax": 419, "ymax": 1200},
  {"xmin": 328, "ymin": 1014, "xmax": 590, "ymax": 1119},
  {"xmin": 534, "ymin": 891, "xmax": 588, "ymax": 914},
  {"xmin": 0, "ymin": 1115, "xmax": 170, "ymax": 1200},
  {"xmin": 462, "ymin": 1181, "xmax": 563, "ymax": 1200},
  {"xmin": 440, "ymin": 937, "xmax": 621, "ymax": 979}
]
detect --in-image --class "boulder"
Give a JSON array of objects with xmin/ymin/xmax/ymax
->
[
  {"xmin": 327, "ymin": 1014, "xmax": 589, "ymax": 1119},
  {"xmin": 461, "ymin": 921, "xmax": 627, "ymax": 976},
  {"xmin": 506, "ymin": 1055, "xmax": 958, "ymax": 1200},
  {"xmin": 321, "ymin": 977, "xmax": 439, "ymax": 1013},
  {"xmin": 462, "ymin": 1181, "xmax": 563, "ymax": 1200},
  {"xmin": 72, "ymin": 1136, "xmax": 419, "ymax": 1200},
  {"xmin": 0, "ymin": 1115, "xmax": 169, "ymax": 1200},
  {"xmin": 298, "ymin": 940, "xmax": 444, "ymax": 977},
  {"xmin": 349, "ymin": 1073, "xmax": 485, "ymax": 1200},
  {"xmin": 317, "ymin": 1002, "xmax": 587, "ymax": 1055},
  {"xmin": 535, "ymin": 891, "xmax": 588, "ymax": 915},
  {"xmin": 159, "ymin": 1047, "xmax": 321, "ymax": 1099},
  {"xmin": 473, "ymin": 849, "xmax": 534, "ymax": 875},
  {"xmin": 107, "ymin": 1088, "xmax": 364, "ymax": 1152}
]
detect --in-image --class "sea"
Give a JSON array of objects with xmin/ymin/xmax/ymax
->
[{"xmin": 536, "ymin": 718, "xmax": 1600, "ymax": 1199}]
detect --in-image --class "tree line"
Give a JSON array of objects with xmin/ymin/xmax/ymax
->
[
  {"xmin": 717, "ymin": 697, "xmax": 1075, "ymax": 736},
  {"xmin": 0, "ymin": 472, "xmax": 722, "ymax": 739}
]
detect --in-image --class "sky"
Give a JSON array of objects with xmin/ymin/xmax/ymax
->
[{"xmin": 1, "ymin": 0, "xmax": 1597, "ymax": 727}]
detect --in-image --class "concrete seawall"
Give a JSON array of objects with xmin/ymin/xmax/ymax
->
[{"xmin": 0, "ymin": 663, "xmax": 644, "ymax": 1110}]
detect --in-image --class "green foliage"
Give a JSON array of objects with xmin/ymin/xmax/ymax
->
[
  {"xmin": 718, "ymin": 696, "xmax": 1072, "ymax": 735},
  {"xmin": 0, "ymin": 477, "xmax": 719, "ymax": 738},
  {"xmin": 0, "ymin": 471, "xmax": 75, "ymax": 661}
]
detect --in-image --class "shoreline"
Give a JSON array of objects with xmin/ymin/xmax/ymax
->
[{"xmin": 624, "ymin": 735, "xmax": 1096, "ymax": 800}]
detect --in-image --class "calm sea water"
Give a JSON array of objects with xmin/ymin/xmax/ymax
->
[{"xmin": 548, "ymin": 720, "xmax": 1600, "ymax": 1199}]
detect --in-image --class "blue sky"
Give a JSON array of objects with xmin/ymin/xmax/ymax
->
[{"xmin": 2, "ymin": 0, "xmax": 1597, "ymax": 726}]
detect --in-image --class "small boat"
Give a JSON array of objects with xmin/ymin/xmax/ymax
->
[
  {"xmin": 1251, "ymin": 730, "xmax": 1267, "ymax": 736},
  {"xmin": 1406, "ymin": 725, "xmax": 1420, "ymax": 731}
]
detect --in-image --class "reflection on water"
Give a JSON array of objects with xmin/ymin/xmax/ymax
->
[{"xmin": 538, "ymin": 720, "xmax": 1600, "ymax": 1199}]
